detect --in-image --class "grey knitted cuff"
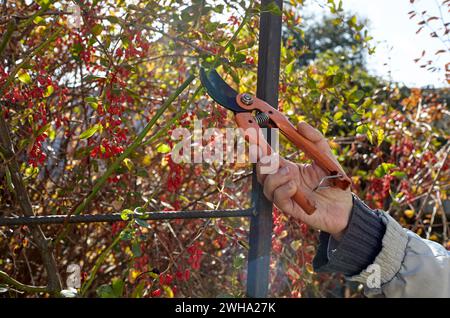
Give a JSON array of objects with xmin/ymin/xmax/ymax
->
[
  {"xmin": 313, "ymin": 194, "xmax": 386, "ymax": 276},
  {"xmin": 348, "ymin": 212, "xmax": 408, "ymax": 290}
]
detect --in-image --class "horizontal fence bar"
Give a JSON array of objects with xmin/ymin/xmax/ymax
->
[{"xmin": 0, "ymin": 207, "xmax": 256, "ymax": 226}]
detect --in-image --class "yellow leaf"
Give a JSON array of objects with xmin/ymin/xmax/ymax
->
[
  {"xmin": 429, "ymin": 234, "xmax": 439, "ymax": 242},
  {"xmin": 279, "ymin": 230, "xmax": 288, "ymax": 239},
  {"xmin": 404, "ymin": 209, "xmax": 415, "ymax": 219},
  {"xmin": 142, "ymin": 154, "xmax": 152, "ymax": 166},
  {"xmin": 305, "ymin": 263, "xmax": 314, "ymax": 274},
  {"xmin": 18, "ymin": 70, "xmax": 32, "ymax": 84},
  {"xmin": 156, "ymin": 144, "xmax": 171, "ymax": 154},
  {"xmin": 123, "ymin": 158, "xmax": 133, "ymax": 171},
  {"xmin": 43, "ymin": 85, "xmax": 54, "ymax": 98},
  {"xmin": 163, "ymin": 285, "xmax": 174, "ymax": 298},
  {"xmin": 128, "ymin": 269, "xmax": 140, "ymax": 284},
  {"xmin": 290, "ymin": 240, "xmax": 302, "ymax": 251}
]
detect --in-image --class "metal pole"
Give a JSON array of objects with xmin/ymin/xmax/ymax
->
[{"xmin": 246, "ymin": 0, "xmax": 283, "ymax": 298}]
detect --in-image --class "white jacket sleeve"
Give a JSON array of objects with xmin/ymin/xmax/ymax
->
[{"xmin": 349, "ymin": 212, "xmax": 450, "ymax": 298}]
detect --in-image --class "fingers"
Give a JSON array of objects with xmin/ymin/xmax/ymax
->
[
  {"xmin": 256, "ymin": 152, "xmax": 281, "ymax": 185},
  {"xmin": 248, "ymin": 144, "xmax": 263, "ymax": 164},
  {"xmin": 272, "ymin": 180, "xmax": 298, "ymax": 214},
  {"xmin": 297, "ymin": 121, "xmax": 324, "ymax": 143},
  {"xmin": 297, "ymin": 121, "xmax": 345, "ymax": 178},
  {"xmin": 297, "ymin": 121, "xmax": 331, "ymax": 154},
  {"xmin": 263, "ymin": 164, "xmax": 294, "ymax": 202}
]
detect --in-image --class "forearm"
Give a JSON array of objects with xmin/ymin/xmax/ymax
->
[{"xmin": 313, "ymin": 194, "xmax": 450, "ymax": 298}]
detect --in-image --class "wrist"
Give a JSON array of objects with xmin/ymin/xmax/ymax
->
[
  {"xmin": 330, "ymin": 198, "xmax": 353, "ymax": 242},
  {"xmin": 331, "ymin": 230, "xmax": 345, "ymax": 242},
  {"xmin": 313, "ymin": 194, "xmax": 386, "ymax": 276}
]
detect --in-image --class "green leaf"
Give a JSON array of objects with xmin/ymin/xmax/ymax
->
[
  {"xmin": 286, "ymin": 60, "xmax": 295, "ymax": 75},
  {"xmin": 366, "ymin": 129, "xmax": 373, "ymax": 144},
  {"xmin": 5, "ymin": 167, "xmax": 15, "ymax": 193},
  {"xmin": 262, "ymin": 1, "xmax": 282, "ymax": 16},
  {"xmin": 333, "ymin": 111, "xmax": 343, "ymax": 121},
  {"xmin": 205, "ymin": 22, "xmax": 220, "ymax": 33},
  {"xmin": 120, "ymin": 209, "xmax": 133, "ymax": 221},
  {"xmin": 356, "ymin": 124, "xmax": 369, "ymax": 137},
  {"xmin": 233, "ymin": 254, "xmax": 245, "ymax": 269},
  {"xmin": 391, "ymin": 171, "xmax": 407, "ymax": 179},
  {"xmin": 120, "ymin": 230, "xmax": 133, "ymax": 241},
  {"xmin": 132, "ymin": 242, "xmax": 142, "ymax": 257},
  {"xmin": 333, "ymin": 72, "xmax": 345, "ymax": 85},
  {"xmin": 96, "ymin": 284, "xmax": 116, "ymax": 298},
  {"xmin": 132, "ymin": 281, "xmax": 146, "ymax": 298},
  {"xmin": 33, "ymin": 16, "xmax": 44, "ymax": 25},
  {"xmin": 306, "ymin": 76, "xmax": 317, "ymax": 89},
  {"xmin": 43, "ymin": 85, "xmax": 54, "ymax": 98},
  {"xmin": 376, "ymin": 129, "xmax": 385, "ymax": 146},
  {"xmin": 213, "ymin": 4, "xmax": 224, "ymax": 13},
  {"xmin": 36, "ymin": 123, "xmax": 51, "ymax": 136},
  {"xmin": 233, "ymin": 52, "xmax": 246, "ymax": 63},
  {"xmin": 37, "ymin": 0, "xmax": 50, "ymax": 7},
  {"xmin": 17, "ymin": 70, "xmax": 32, "ymax": 84},
  {"xmin": 111, "ymin": 278, "xmax": 124, "ymax": 297},
  {"xmin": 348, "ymin": 15, "xmax": 357, "ymax": 28},
  {"xmin": 79, "ymin": 125, "xmax": 100, "ymax": 139},
  {"xmin": 321, "ymin": 117, "xmax": 329, "ymax": 135},
  {"xmin": 135, "ymin": 218, "xmax": 150, "ymax": 228},
  {"xmin": 91, "ymin": 24, "xmax": 103, "ymax": 36},
  {"xmin": 349, "ymin": 90, "xmax": 365, "ymax": 103},
  {"xmin": 156, "ymin": 144, "xmax": 171, "ymax": 154},
  {"xmin": 84, "ymin": 97, "xmax": 98, "ymax": 110},
  {"xmin": 374, "ymin": 163, "xmax": 397, "ymax": 178},
  {"xmin": 361, "ymin": 98, "xmax": 373, "ymax": 109},
  {"xmin": 326, "ymin": 65, "xmax": 339, "ymax": 76},
  {"xmin": 106, "ymin": 16, "xmax": 120, "ymax": 24},
  {"xmin": 84, "ymin": 96, "xmax": 97, "ymax": 103}
]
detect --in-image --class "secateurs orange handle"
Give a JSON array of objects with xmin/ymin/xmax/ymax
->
[{"xmin": 200, "ymin": 68, "xmax": 351, "ymax": 215}]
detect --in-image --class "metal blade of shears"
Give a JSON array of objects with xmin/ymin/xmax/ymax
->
[{"xmin": 199, "ymin": 68, "xmax": 247, "ymax": 113}]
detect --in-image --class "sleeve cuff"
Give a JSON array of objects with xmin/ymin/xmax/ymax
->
[{"xmin": 313, "ymin": 194, "xmax": 386, "ymax": 276}]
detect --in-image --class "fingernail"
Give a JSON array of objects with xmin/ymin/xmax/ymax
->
[
  {"xmin": 249, "ymin": 145, "xmax": 259, "ymax": 163},
  {"xmin": 280, "ymin": 166, "xmax": 289, "ymax": 176}
]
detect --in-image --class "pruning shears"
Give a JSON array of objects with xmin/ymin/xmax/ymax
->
[{"xmin": 200, "ymin": 68, "xmax": 351, "ymax": 215}]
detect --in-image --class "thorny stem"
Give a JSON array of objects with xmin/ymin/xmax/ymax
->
[
  {"xmin": 0, "ymin": 18, "xmax": 16, "ymax": 58},
  {"xmin": 0, "ymin": 270, "xmax": 49, "ymax": 294},
  {"xmin": 0, "ymin": 109, "xmax": 62, "ymax": 294},
  {"xmin": 80, "ymin": 224, "xmax": 129, "ymax": 296}
]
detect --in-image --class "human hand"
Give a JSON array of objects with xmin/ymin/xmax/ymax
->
[{"xmin": 256, "ymin": 122, "xmax": 353, "ymax": 241}]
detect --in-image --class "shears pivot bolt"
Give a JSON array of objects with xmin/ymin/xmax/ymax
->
[{"xmin": 240, "ymin": 93, "xmax": 254, "ymax": 105}]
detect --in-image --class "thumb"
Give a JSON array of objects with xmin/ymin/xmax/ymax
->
[
  {"xmin": 297, "ymin": 121, "xmax": 324, "ymax": 143},
  {"xmin": 297, "ymin": 121, "xmax": 332, "ymax": 154}
]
